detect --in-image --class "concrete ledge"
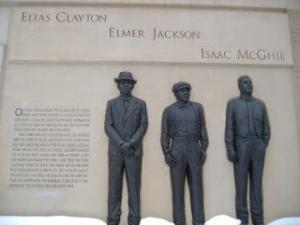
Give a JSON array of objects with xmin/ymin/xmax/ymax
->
[{"xmin": 0, "ymin": 0, "xmax": 286, "ymax": 11}]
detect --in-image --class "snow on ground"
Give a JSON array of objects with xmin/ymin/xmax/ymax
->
[
  {"xmin": 0, "ymin": 215, "xmax": 240, "ymax": 225},
  {"xmin": 268, "ymin": 217, "xmax": 300, "ymax": 225},
  {"xmin": 0, "ymin": 215, "xmax": 299, "ymax": 225},
  {"xmin": 140, "ymin": 215, "xmax": 241, "ymax": 225},
  {"xmin": 141, "ymin": 217, "xmax": 174, "ymax": 225},
  {"xmin": 205, "ymin": 215, "xmax": 241, "ymax": 225},
  {"xmin": 0, "ymin": 216, "xmax": 106, "ymax": 225}
]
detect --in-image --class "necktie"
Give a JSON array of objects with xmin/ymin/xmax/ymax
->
[{"xmin": 123, "ymin": 99, "xmax": 129, "ymax": 111}]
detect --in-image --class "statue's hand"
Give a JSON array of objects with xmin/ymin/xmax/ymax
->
[
  {"xmin": 121, "ymin": 142, "xmax": 131, "ymax": 150},
  {"xmin": 200, "ymin": 150, "xmax": 206, "ymax": 165},
  {"xmin": 120, "ymin": 142, "xmax": 134, "ymax": 155},
  {"xmin": 165, "ymin": 152, "xmax": 177, "ymax": 167},
  {"xmin": 227, "ymin": 150, "xmax": 238, "ymax": 163}
]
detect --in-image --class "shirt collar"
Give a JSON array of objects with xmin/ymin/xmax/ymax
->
[
  {"xmin": 176, "ymin": 101, "xmax": 191, "ymax": 108},
  {"xmin": 121, "ymin": 95, "xmax": 132, "ymax": 102},
  {"xmin": 240, "ymin": 95, "xmax": 253, "ymax": 102}
]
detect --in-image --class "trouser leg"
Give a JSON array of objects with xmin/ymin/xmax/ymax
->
[
  {"xmin": 124, "ymin": 155, "xmax": 142, "ymax": 225},
  {"xmin": 170, "ymin": 150, "xmax": 186, "ymax": 225},
  {"xmin": 187, "ymin": 144, "xmax": 205, "ymax": 225},
  {"xmin": 250, "ymin": 139, "xmax": 266, "ymax": 225},
  {"xmin": 234, "ymin": 139, "xmax": 251, "ymax": 224},
  {"xmin": 107, "ymin": 155, "xmax": 124, "ymax": 225}
]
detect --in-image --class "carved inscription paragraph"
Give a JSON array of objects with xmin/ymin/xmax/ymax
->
[{"xmin": 9, "ymin": 108, "xmax": 90, "ymax": 189}]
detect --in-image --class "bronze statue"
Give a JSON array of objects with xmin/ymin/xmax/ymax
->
[
  {"xmin": 225, "ymin": 75, "xmax": 271, "ymax": 225},
  {"xmin": 105, "ymin": 71, "xmax": 148, "ymax": 225},
  {"xmin": 161, "ymin": 81, "xmax": 209, "ymax": 225}
]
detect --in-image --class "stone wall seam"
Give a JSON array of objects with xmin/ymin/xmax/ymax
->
[
  {"xmin": 288, "ymin": 9, "xmax": 300, "ymax": 127},
  {"xmin": 0, "ymin": 44, "xmax": 8, "ymax": 123},
  {"xmin": 5, "ymin": 59, "xmax": 294, "ymax": 68},
  {"xmin": 0, "ymin": 0, "xmax": 287, "ymax": 12}
]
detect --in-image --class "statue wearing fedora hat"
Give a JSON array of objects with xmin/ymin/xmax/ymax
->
[
  {"xmin": 161, "ymin": 81, "xmax": 209, "ymax": 225},
  {"xmin": 105, "ymin": 71, "xmax": 148, "ymax": 225}
]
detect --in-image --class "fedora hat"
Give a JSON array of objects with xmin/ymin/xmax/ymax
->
[{"xmin": 114, "ymin": 71, "xmax": 137, "ymax": 83}]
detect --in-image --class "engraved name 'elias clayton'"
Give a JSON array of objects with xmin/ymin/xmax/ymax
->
[
  {"xmin": 21, "ymin": 11, "xmax": 107, "ymax": 23},
  {"xmin": 109, "ymin": 27, "xmax": 200, "ymax": 40}
]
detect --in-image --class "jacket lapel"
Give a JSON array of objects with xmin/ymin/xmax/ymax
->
[
  {"xmin": 253, "ymin": 99, "xmax": 258, "ymax": 117},
  {"xmin": 253, "ymin": 99, "xmax": 259, "ymax": 134},
  {"xmin": 115, "ymin": 97, "xmax": 126, "ymax": 118},
  {"xmin": 124, "ymin": 97, "xmax": 137, "ymax": 120}
]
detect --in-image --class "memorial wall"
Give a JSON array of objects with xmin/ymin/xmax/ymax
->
[{"xmin": 0, "ymin": 1, "xmax": 299, "ymax": 224}]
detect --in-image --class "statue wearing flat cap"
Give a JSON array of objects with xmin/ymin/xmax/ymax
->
[
  {"xmin": 105, "ymin": 71, "xmax": 148, "ymax": 225},
  {"xmin": 161, "ymin": 81, "xmax": 209, "ymax": 225}
]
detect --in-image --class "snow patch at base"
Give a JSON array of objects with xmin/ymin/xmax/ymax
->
[
  {"xmin": 141, "ymin": 217, "xmax": 174, "ymax": 225},
  {"xmin": 0, "ymin": 215, "xmax": 299, "ymax": 225},
  {"xmin": 268, "ymin": 217, "xmax": 300, "ymax": 225},
  {"xmin": 205, "ymin": 215, "xmax": 241, "ymax": 225},
  {"xmin": 0, "ymin": 216, "xmax": 106, "ymax": 225},
  {"xmin": 141, "ymin": 215, "xmax": 241, "ymax": 225}
]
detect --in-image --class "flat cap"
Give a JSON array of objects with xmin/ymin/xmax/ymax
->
[{"xmin": 172, "ymin": 81, "xmax": 191, "ymax": 92}]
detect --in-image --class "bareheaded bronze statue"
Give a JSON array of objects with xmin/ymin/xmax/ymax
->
[{"xmin": 225, "ymin": 75, "xmax": 271, "ymax": 225}]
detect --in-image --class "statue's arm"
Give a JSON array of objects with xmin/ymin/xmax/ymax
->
[
  {"xmin": 225, "ymin": 101, "xmax": 235, "ymax": 152},
  {"xmin": 225, "ymin": 101, "xmax": 239, "ymax": 163},
  {"xmin": 161, "ymin": 107, "xmax": 177, "ymax": 167},
  {"xmin": 104, "ymin": 101, "xmax": 124, "ymax": 146},
  {"xmin": 262, "ymin": 103, "xmax": 271, "ymax": 146},
  {"xmin": 199, "ymin": 104, "xmax": 209, "ymax": 151},
  {"xmin": 129, "ymin": 101, "xmax": 148, "ymax": 148},
  {"xmin": 160, "ymin": 108, "xmax": 171, "ymax": 155}
]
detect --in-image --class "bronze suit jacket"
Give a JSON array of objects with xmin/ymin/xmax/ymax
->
[{"xmin": 105, "ymin": 96, "xmax": 148, "ymax": 156}]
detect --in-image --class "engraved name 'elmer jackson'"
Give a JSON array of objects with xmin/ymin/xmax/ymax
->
[
  {"xmin": 109, "ymin": 27, "xmax": 201, "ymax": 40},
  {"xmin": 153, "ymin": 28, "xmax": 200, "ymax": 40}
]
